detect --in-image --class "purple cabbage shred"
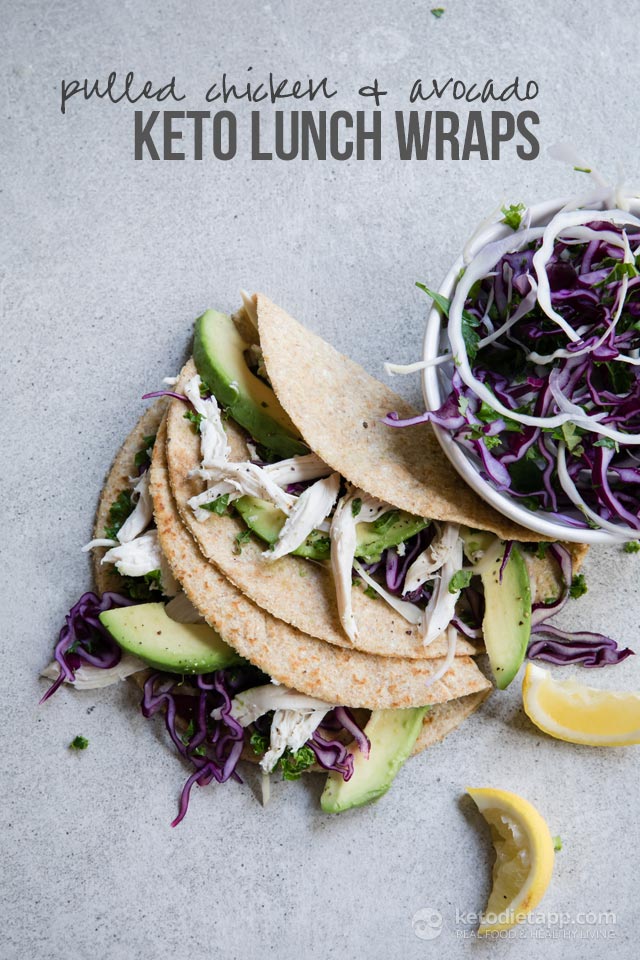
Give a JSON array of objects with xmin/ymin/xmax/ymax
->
[{"xmin": 40, "ymin": 591, "xmax": 136, "ymax": 703}]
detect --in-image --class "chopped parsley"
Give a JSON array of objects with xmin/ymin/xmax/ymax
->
[
  {"xmin": 134, "ymin": 435, "xmax": 156, "ymax": 471},
  {"xmin": 593, "ymin": 437, "xmax": 619, "ymax": 450},
  {"xmin": 351, "ymin": 497, "xmax": 363, "ymax": 518},
  {"xmin": 449, "ymin": 569, "xmax": 473, "ymax": 593},
  {"xmin": 104, "ymin": 489, "xmax": 134, "ymax": 540},
  {"xmin": 69, "ymin": 735, "xmax": 89, "ymax": 751},
  {"xmin": 431, "ymin": 6, "xmax": 445, "ymax": 17},
  {"xmin": 183, "ymin": 409, "xmax": 204, "ymax": 432},
  {"xmin": 279, "ymin": 745, "xmax": 316, "ymax": 780},
  {"xmin": 201, "ymin": 493, "xmax": 231, "ymax": 515},
  {"xmin": 363, "ymin": 585, "xmax": 379, "ymax": 599},
  {"xmin": 603, "ymin": 261, "xmax": 639, "ymax": 285},
  {"xmin": 250, "ymin": 730, "xmax": 268, "ymax": 755},
  {"xmin": 535, "ymin": 542, "xmax": 550, "ymax": 559},
  {"xmin": 415, "ymin": 282, "xmax": 481, "ymax": 360},
  {"xmin": 569, "ymin": 573, "xmax": 587, "ymax": 599},
  {"xmin": 501, "ymin": 203, "xmax": 525, "ymax": 231},
  {"xmin": 234, "ymin": 529, "xmax": 252, "ymax": 555},
  {"xmin": 121, "ymin": 569, "xmax": 164, "ymax": 601},
  {"xmin": 181, "ymin": 719, "xmax": 206, "ymax": 755},
  {"xmin": 552, "ymin": 422, "xmax": 584, "ymax": 456},
  {"xmin": 552, "ymin": 835, "xmax": 563, "ymax": 852},
  {"xmin": 624, "ymin": 540, "xmax": 640, "ymax": 553}
]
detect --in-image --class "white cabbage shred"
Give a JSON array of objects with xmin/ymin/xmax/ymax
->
[{"xmin": 40, "ymin": 653, "xmax": 146, "ymax": 689}]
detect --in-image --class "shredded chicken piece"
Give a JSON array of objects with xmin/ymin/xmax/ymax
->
[{"xmin": 267, "ymin": 473, "xmax": 340, "ymax": 561}]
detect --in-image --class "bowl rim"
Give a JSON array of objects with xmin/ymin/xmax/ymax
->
[{"xmin": 421, "ymin": 195, "xmax": 636, "ymax": 545}]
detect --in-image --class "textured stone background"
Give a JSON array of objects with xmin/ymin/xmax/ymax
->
[{"xmin": 2, "ymin": 1, "xmax": 639, "ymax": 957}]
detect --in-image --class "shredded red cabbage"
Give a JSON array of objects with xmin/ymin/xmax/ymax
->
[
  {"xmin": 40, "ymin": 591, "xmax": 136, "ymax": 703},
  {"xmin": 528, "ymin": 626, "xmax": 634, "ymax": 667},
  {"xmin": 525, "ymin": 544, "xmax": 633, "ymax": 666},
  {"xmin": 141, "ymin": 668, "xmax": 261, "ymax": 827},
  {"xmin": 140, "ymin": 670, "xmax": 367, "ymax": 824},
  {"xmin": 332, "ymin": 706, "xmax": 371, "ymax": 759},
  {"xmin": 141, "ymin": 390, "xmax": 189, "ymax": 402},
  {"xmin": 391, "ymin": 219, "xmax": 640, "ymax": 534},
  {"xmin": 308, "ymin": 731, "xmax": 354, "ymax": 780}
]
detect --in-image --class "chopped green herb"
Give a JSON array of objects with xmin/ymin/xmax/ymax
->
[
  {"xmin": 363, "ymin": 585, "xmax": 379, "ymax": 600},
  {"xmin": 183, "ymin": 409, "xmax": 204, "ymax": 432},
  {"xmin": 134, "ymin": 435, "xmax": 156, "ymax": 470},
  {"xmin": 552, "ymin": 422, "xmax": 584, "ymax": 456},
  {"xmin": 552, "ymin": 835, "xmax": 563, "ymax": 852},
  {"xmin": 573, "ymin": 166, "xmax": 591, "ymax": 174},
  {"xmin": 477, "ymin": 401, "xmax": 501, "ymax": 423},
  {"xmin": 69, "ymin": 736, "xmax": 89, "ymax": 751},
  {"xmin": 351, "ymin": 497, "xmax": 362, "ymax": 518},
  {"xmin": 602, "ymin": 261, "xmax": 639, "ymax": 285},
  {"xmin": 181, "ymin": 719, "xmax": 196, "ymax": 745},
  {"xmin": 535, "ymin": 542, "xmax": 550, "ymax": 559},
  {"xmin": 449, "ymin": 569, "xmax": 473, "ymax": 592},
  {"xmin": 415, "ymin": 282, "xmax": 480, "ymax": 360},
  {"xmin": 250, "ymin": 731, "xmax": 268, "ymax": 756},
  {"xmin": 431, "ymin": 6, "xmax": 445, "ymax": 16},
  {"xmin": 500, "ymin": 202, "xmax": 525, "ymax": 231},
  {"xmin": 279, "ymin": 745, "xmax": 315, "ymax": 780},
  {"xmin": 351, "ymin": 577, "xmax": 362, "ymax": 588},
  {"xmin": 569, "ymin": 573, "xmax": 587, "ymax": 599},
  {"xmin": 201, "ymin": 493, "xmax": 231, "ymax": 515},
  {"xmin": 593, "ymin": 437, "xmax": 619, "ymax": 450},
  {"xmin": 624, "ymin": 540, "xmax": 640, "ymax": 554},
  {"xmin": 104, "ymin": 489, "xmax": 134, "ymax": 540},
  {"xmin": 234, "ymin": 529, "xmax": 252, "ymax": 555},
  {"xmin": 121, "ymin": 569, "xmax": 164, "ymax": 601}
]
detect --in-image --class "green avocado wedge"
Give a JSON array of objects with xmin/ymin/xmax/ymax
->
[
  {"xmin": 473, "ymin": 540, "xmax": 532, "ymax": 689},
  {"xmin": 99, "ymin": 602, "xmax": 243, "ymax": 674},
  {"xmin": 320, "ymin": 707, "xmax": 429, "ymax": 813},
  {"xmin": 193, "ymin": 310, "xmax": 308, "ymax": 460},
  {"xmin": 234, "ymin": 496, "xmax": 428, "ymax": 562}
]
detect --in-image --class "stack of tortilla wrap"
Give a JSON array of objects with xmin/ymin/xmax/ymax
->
[{"xmin": 63, "ymin": 293, "xmax": 584, "ymax": 813}]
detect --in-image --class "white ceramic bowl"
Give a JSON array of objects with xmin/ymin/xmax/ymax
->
[{"xmin": 421, "ymin": 197, "xmax": 640, "ymax": 545}]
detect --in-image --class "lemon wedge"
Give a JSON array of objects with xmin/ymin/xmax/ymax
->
[
  {"xmin": 522, "ymin": 662, "xmax": 640, "ymax": 746},
  {"xmin": 467, "ymin": 787, "xmax": 555, "ymax": 934}
]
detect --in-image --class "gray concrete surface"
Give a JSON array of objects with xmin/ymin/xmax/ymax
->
[{"xmin": 2, "ymin": 1, "xmax": 639, "ymax": 957}]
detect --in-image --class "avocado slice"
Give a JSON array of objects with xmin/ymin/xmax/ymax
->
[
  {"xmin": 320, "ymin": 707, "xmax": 429, "ymax": 813},
  {"xmin": 473, "ymin": 540, "xmax": 532, "ymax": 689},
  {"xmin": 234, "ymin": 496, "xmax": 428, "ymax": 562},
  {"xmin": 193, "ymin": 310, "xmax": 308, "ymax": 460},
  {"xmin": 99, "ymin": 602, "xmax": 243, "ymax": 674},
  {"xmin": 234, "ymin": 495, "xmax": 331, "ymax": 559}
]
